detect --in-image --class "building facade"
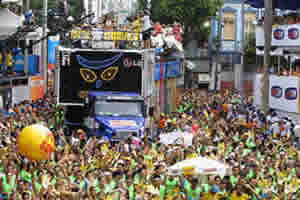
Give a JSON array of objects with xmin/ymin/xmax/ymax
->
[{"xmin": 210, "ymin": 0, "xmax": 257, "ymax": 94}]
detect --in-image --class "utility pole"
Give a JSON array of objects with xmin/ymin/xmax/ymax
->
[
  {"xmin": 24, "ymin": 0, "xmax": 30, "ymax": 75},
  {"xmin": 262, "ymin": 0, "xmax": 272, "ymax": 112},
  {"xmin": 240, "ymin": 0, "xmax": 245, "ymax": 93},
  {"xmin": 42, "ymin": 0, "xmax": 48, "ymax": 94},
  {"xmin": 164, "ymin": 61, "xmax": 168, "ymax": 114},
  {"xmin": 216, "ymin": 9, "xmax": 222, "ymax": 91}
]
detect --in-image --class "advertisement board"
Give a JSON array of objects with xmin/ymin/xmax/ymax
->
[
  {"xmin": 12, "ymin": 85, "xmax": 29, "ymax": 106},
  {"xmin": 253, "ymin": 74, "xmax": 300, "ymax": 113},
  {"xmin": 154, "ymin": 60, "xmax": 181, "ymax": 81},
  {"xmin": 29, "ymin": 76, "xmax": 44, "ymax": 101},
  {"xmin": 70, "ymin": 29, "xmax": 142, "ymax": 41},
  {"xmin": 48, "ymin": 36, "xmax": 60, "ymax": 70},
  {"xmin": 256, "ymin": 24, "xmax": 300, "ymax": 47},
  {"xmin": 269, "ymin": 76, "xmax": 300, "ymax": 113},
  {"xmin": 57, "ymin": 49, "xmax": 143, "ymax": 104}
]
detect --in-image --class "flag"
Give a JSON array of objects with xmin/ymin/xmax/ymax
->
[
  {"xmin": 57, "ymin": 0, "xmax": 68, "ymax": 16},
  {"xmin": 64, "ymin": 0, "xmax": 68, "ymax": 16}
]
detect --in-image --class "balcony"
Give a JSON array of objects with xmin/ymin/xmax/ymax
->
[{"xmin": 184, "ymin": 48, "xmax": 209, "ymax": 59}]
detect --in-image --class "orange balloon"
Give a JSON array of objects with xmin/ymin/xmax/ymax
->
[{"xmin": 17, "ymin": 124, "xmax": 55, "ymax": 161}]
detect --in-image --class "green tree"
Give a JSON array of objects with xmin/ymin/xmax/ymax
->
[
  {"xmin": 29, "ymin": 0, "xmax": 83, "ymax": 18},
  {"xmin": 245, "ymin": 32, "xmax": 256, "ymax": 64},
  {"xmin": 138, "ymin": 0, "xmax": 223, "ymax": 35}
]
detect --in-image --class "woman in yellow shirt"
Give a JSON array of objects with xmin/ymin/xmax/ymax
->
[{"xmin": 230, "ymin": 186, "xmax": 249, "ymax": 200}]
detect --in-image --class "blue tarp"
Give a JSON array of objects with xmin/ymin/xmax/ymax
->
[
  {"xmin": 48, "ymin": 39, "xmax": 60, "ymax": 64},
  {"xmin": 245, "ymin": 0, "xmax": 300, "ymax": 10},
  {"xmin": 154, "ymin": 60, "xmax": 181, "ymax": 81},
  {"xmin": 13, "ymin": 55, "xmax": 39, "ymax": 75}
]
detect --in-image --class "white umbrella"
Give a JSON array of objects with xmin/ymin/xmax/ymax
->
[
  {"xmin": 293, "ymin": 125, "xmax": 300, "ymax": 138},
  {"xmin": 167, "ymin": 157, "xmax": 232, "ymax": 177},
  {"xmin": 0, "ymin": 8, "xmax": 24, "ymax": 40},
  {"xmin": 159, "ymin": 131, "xmax": 194, "ymax": 146}
]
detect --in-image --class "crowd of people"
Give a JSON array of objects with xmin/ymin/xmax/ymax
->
[{"xmin": 0, "ymin": 89, "xmax": 299, "ymax": 199}]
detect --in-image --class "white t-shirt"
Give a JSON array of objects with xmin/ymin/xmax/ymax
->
[
  {"xmin": 142, "ymin": 15, "xmax": 152, "ymax": 32},
  {"xmin": 71, "ymin": 137, "xmax": 80, "ymax": 146}
]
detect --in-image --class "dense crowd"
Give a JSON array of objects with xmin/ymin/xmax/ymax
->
[{"xmin": 0, "ymin": 90, "xmax": 299, "ymax": 200}]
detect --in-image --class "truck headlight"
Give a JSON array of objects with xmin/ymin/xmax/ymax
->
[
  {"xmin": 93, "ymin": 120, "xmax": 99, "ymax": 129},
  {"xmin": 139, "ymin": 127, "xmax": 145, "ymax": 137},
  {"xmin": 84, "ymin": 117, "xmax": 99, "ymax": 129}
]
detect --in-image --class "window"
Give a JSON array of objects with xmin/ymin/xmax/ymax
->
[{"xmin": 221, "ymin": 63, "xmax": 233, "ymax": 72}]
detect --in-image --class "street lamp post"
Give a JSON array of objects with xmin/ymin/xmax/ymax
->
[
  {"xmin": 24, "ymin": 0, "xmax": 30, "ymax": 76},
  {"xmin": 262, "ymin": 0, "xmax": 272, "ymax": 112},
  {"xmin": 240, "ymin": 0, "xmax": 245, "ymax": 93},
  {"xmin": 42, "ymin": 0, "xmax": 48, "ymax": 94}
]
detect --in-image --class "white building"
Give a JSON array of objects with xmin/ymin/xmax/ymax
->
[{"xmin": 83, "ymin": 0, "xmax": 138, "ymax": 24}]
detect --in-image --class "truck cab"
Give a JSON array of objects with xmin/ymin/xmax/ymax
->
[
  {"xmin": 64, "ymin": 91, "xmax": 149, "ymax": 140},
  {"xmin": 82, "ymin": 91, "xmax": 146, "ymax": 140}
]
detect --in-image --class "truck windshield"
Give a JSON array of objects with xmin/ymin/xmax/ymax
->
[{"xmin": 95, "ymin": 100, "xmax": 144, "ymax": 117}]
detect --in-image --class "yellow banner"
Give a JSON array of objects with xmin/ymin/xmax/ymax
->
[
  {"xmin": 70, "ymin": 29, "xmax": 141, "ymax": 41},
  {"xmin": 71, "ymin": 30, "xmax": 90, "ymax": 40},
  {"xmin": 103, "ymin": 32, "xmax": 140, "ymax": 41}
]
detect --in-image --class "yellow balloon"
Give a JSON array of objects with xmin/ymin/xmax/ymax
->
[{"xmin": 17, "ymin": 124, "xmax": 55, "ymax": 161}]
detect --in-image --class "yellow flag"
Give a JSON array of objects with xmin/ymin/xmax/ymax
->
[
  {"xmin": 64, "ymin": 144, "xmax": 70, "ymax": 154},
  {"xmin": 80, "ymin": 165, "xmax": 89, "ymax": 172},
  {"xmin": 204, "ymin": 111, "xmax": 209, "ymax": 120},
  {"xmin": 0, "ymin": 148, "xmax": 8, "ymax": 156},
  {"xmin": 218, "ymin": 143, "xmax": 225, "ymax": 154},
  {"xmin": 101, "ymin": 144, "xmax": 109, "ymax": 154}
]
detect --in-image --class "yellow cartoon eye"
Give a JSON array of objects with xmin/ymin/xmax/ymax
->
[
  {"xmin": 101, "ymin": 67, "xmax": 119, "ymax": 81},
  {"xmin": 80, "ymin": 68, "xmax": 98, "ymax": 83},
  {"xmin": 78, "ymin": 91, "xmax": 89, "ymax": 99}
]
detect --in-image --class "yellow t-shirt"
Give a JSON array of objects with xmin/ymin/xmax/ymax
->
[
  {"xmin": 230, "ymin": 193, "xmax": 249, "ymax": 200},
  {"xmin": 202, "ymin": 193, "xmax": 222, "ymax": 200},
  {"xmin": 186, "ymin": 153, "xmax": 197, "ymax": 159}
]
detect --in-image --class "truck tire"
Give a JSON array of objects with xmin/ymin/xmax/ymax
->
[{"xmin": 64, "ymin": 126, "xmax": 72, "ymax": 136}]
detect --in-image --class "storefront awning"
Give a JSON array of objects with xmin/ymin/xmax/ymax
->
[{"xmin": 246, "ymin": 0, "xmax": 300, "ymax": 10}]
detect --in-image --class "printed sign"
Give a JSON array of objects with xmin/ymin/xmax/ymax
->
[
  {"xmin": 109, "ymin": 120, "xmax": 137, "ymax": 127},
  {"xmin": 269, "ymin": 75, "xmax": 300, "ymax": 113},
  {"xmin": 58, "ymin": 49, "xmax": 143, "ymax": 104},
  {"xmin": 71, "ymin": 29, "xmax": 142, "ymax": 41},
  {"xmin": 257, "ymin": 24, "xmax": 300, "ymax": 46},
  {"xmin": 29, "ymin": 76, "xmax": 44, "ymax": 101}
]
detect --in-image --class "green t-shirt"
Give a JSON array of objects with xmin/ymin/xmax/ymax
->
[
  {"xmin": 166, "ymin": 178, "xmax": 178, "ymax": 194},
  {"xmin": 160, "ymin": 185, "xmax": 166, "ymax": 199},
  {"xmin": 69, "ymin": 176, "xmax": 76, "ymax": 184},
  {"xmin": 230, "ymin": 176, "xmax": 237, "ymax": 186},
  {"xmin": 34, "ymin": 182, "xmax": 42, "ymax": 194},
  {"xmin": 184, "ymin": 180, "xmax": 201, "ymax": 198},
  {"xmin": 104, "ymin": 180, "xmax": 116, "ymax": 194},
  {"xmin": 2, "ymin": 174, "xmax": 16, "ymax": 194},
  {"xmin": 128, "ymin": 184, "xmax": 135, "ymax": 200},
  {"xmin": 19, "ymin": 170, "xmax": 32, "ymax": 182},
  {"xmin": 2, "ymin": 176, "xmax": 12, "ymax": 194}
]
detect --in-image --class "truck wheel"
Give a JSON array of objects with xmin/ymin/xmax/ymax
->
[{"xmin": 64, "ymin": 126, "xmax": 72, "ymax": 137}]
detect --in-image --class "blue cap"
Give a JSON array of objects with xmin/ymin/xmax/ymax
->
[{"xmin": 211, "ymin": 185, "xmax": 220, "ymax": 193}]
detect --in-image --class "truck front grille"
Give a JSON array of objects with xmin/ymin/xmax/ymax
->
[{"xmin": 113, "ymin": 131, "xmax": 136, "ymax": 140}]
